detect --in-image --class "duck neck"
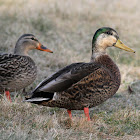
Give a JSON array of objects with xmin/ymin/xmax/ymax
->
[
  {"xmin": 91, "ymin": 43, "xmax": 107, "ymax": 62},
  {"xmin": 14, "ymin": 43, "xmax": 30, "ymax": 56}
]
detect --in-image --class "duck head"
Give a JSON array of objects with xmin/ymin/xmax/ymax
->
[
  {"xmin": 91, "ymin": 27, "xmax": 135, "ymax": 59},
  {"xmin": 14, "ymin": 34, "xmax": 53, "ymax": 55}
]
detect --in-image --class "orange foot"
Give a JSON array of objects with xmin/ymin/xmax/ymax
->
[
  {"xmin": 84, "ymin": 107, "xmax": 90, "ymax": 121},
  {"xmin": 67, "ymin": 110, "xmax": 72, "ymax": 119},
  {"xmin": 5, "ymin": 91, "xmax": 12, "ymax": 102}
]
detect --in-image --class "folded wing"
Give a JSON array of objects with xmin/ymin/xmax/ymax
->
[{"xmin": 30, "ymin": 62, "xmax": 101, "ymax": 96}]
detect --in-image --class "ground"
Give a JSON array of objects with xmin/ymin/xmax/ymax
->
[{"xmin": 0, "ymin": 0, "xmax": 140, "ymax": 139}]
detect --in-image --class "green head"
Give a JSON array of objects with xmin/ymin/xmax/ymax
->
[
  {"xmin": 92, "ymin": 27, "xmax": 135, "ymax": 54},
  {"xmin": 92, "ymin": 27, "xmax": 118, "ymax": 45}
]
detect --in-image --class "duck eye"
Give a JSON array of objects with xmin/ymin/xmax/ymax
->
[
  {"xmin": 31, "ymin": 37, "xmax": 35, "ymax": 40},
  {"xmin": 106, "ymin": 31, "xmax": 113, "ymax": 35},
  {"xmin": 31, "ymin": 37, "xmax": 38, "ymax": 41}
]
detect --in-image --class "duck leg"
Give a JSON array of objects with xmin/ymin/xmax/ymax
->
[
  {"xmin": 84, "ymin": 107, "xmax": 90, "ymax": 121},
  {"xmin": 5, "ymin": 91, "xmax": 11, "ymax": 102},
  {"xmin": 67, "ymin": 110, "xmax": 72, "ymax": 119}
]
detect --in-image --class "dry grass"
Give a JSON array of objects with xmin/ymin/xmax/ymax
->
[{"xmin": 0, "ymin": 0, "xmax": 140, "ymax": 139}]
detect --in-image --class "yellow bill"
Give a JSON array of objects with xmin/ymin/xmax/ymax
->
[{"xmin": 114, "ymin": 39, "xmax": 135, "ymax": 53}]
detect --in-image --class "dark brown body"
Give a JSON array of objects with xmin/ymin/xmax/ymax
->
[{"xmin": 38, "ymin": 55, "xmax": 121, "ymax": 110}]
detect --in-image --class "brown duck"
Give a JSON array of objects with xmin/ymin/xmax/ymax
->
[
  {"xmin": 26, "ymin": 27, "xmax": 135, "ymax": 121},
  {"xmin": 0, "ymin": 34, "xmax": 53, "ymax": 101}
]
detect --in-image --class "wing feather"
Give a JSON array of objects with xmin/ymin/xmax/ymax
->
[
  {"xmin": 33, "ymin": 62, "xmax": 101, "ymax": 93},
  {"xmin": 0, "ymin": 54, "xmax": 35, "ymax": 85}
]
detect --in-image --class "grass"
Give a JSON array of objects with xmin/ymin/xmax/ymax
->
[
  {"xmin": 0, "ymin": 95, "xmax": 139, "ymax": 140},
  {"xmin": 0, "ymin": 0, "xmax": 140, "ymax": 139}
]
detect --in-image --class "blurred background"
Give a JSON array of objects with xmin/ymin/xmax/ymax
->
[{"xmin": 0, "ymin": 0, "xmax": 139, "ymax": 139}]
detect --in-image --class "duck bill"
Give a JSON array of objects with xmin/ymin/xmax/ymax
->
[
  {"xmin": 36, "ymin": 43, "xmax": 53, "ymax": 53},
  {"xmin": 114, "ymin": 39, "xmax": 135, "ymax": 53}
]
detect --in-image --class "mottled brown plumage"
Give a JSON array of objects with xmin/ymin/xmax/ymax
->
[
  {"xmin": 26, "ymin": 27, "xmax": 135, "ymax": 120},
  {"xmin": 0, "ymin": 34, "xmax": 52, "ymax": 100},
  {"xmin": 0, "ymin": 54, "xmax": 37, "ymax": 92},
  {"xmin": 42, "ymin": 55, "xmax": 121, "ymax": 110}
]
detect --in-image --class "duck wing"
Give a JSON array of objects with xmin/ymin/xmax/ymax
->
[
  {"xmin": 31, "ymin": 62, "xmax": 101, "ymax": 94},
  {"xmin": 0, "ymin": 54, "xmax": 35, "ymax": 86},
  {"xmin": 0, "ymin": 54, "xmax": 21, "ymax": 78}
]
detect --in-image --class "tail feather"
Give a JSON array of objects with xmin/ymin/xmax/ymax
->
[
  {"xmin": 25, "ymin": 97, "xmax": 50, "ymax": 102},
  {"xmin": 25, "ymin": 91, "xmax": 54, "ymax": 104},
  {"xmin": 31, "ymin": 91, "xmax": 54, "ymax": 99}
]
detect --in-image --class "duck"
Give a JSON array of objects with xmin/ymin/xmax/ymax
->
[
  {"xmin": 0, "ymin": 34, "xmax": 53, "ymax": 101},
  {"xmin": 25, "ymin": 27, "xmax": 135, "ymax": 121}
]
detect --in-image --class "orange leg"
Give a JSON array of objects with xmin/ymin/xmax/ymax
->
[
  {"xmin": 84, "ymin": 107, "xmax": 90, "ymax": 121},
  {"xmin": 5, "ymin": 91, "xmax": 11, "ymax": 102},
  {"xmin": 67, "ymin": 110, "xmax": 72, "ymax": 119}
]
